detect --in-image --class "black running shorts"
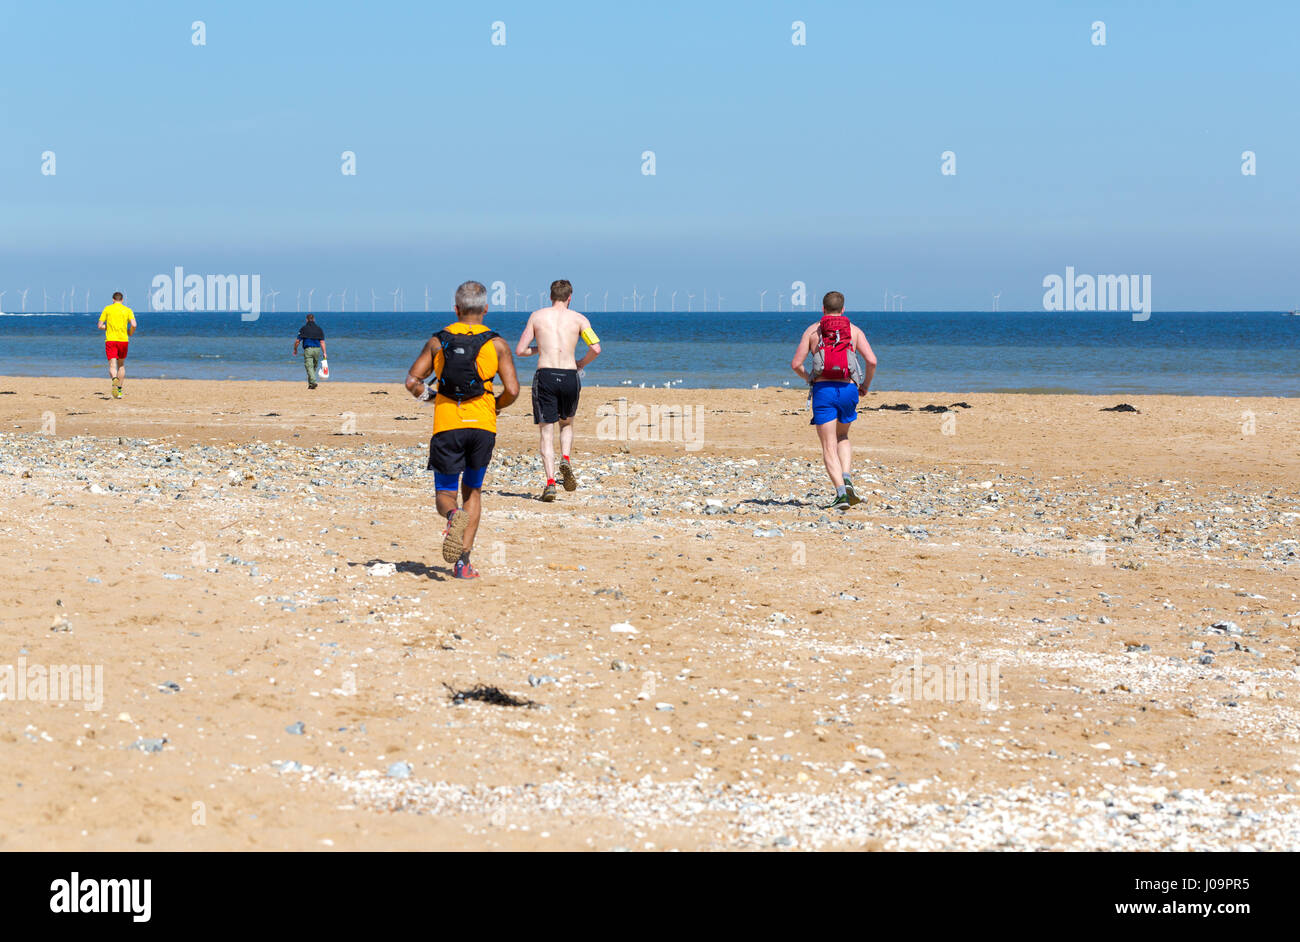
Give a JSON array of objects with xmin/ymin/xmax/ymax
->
[
  {"xmin": 428, "ymin": 428, "xmax": 496, "ymax": 476},
  {"xmin": 531, "ymin": 368, "xmax": 581, "ymax": 425}
]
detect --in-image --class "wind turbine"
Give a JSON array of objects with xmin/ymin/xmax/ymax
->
[
  {"xmin": 370, "ymin": 289, "xmax": 378, "ymax": 312},
  {"xmin": 687, "ymin": 292, "xmax": 695, "ymax": 313},
  {"xmin": 0, "ymin": 291, "xmax": 6, "ymax": 312},
  {"xmin": 424, "ymin": 285, "xmax": 431, "ymax": 312},
  {"xmin": 621, "ymin": 295, "xmax": 628, "ymax": 310},
  {"xmin": 296, "ymin": 288, "xmax": 302, "ymax": 313},
  {"xmin": 326, "ymin": 291, "xmax": 336, "ymax": 311},
  {"xmin": 670, "ymin": 290, "xmax": 677, "ymax": 312},
  {"xmin": 306, "ymin": 288, "xmax": 315, "ymax": 312},
  {"xmin": 992, "ymin": 291, "xmax": 1001, "ymax": 312},
  {"xmin": 884, "ymin": 288, "xmax": 889, "ymax": 311},
  {"xmin": 603, "ymin": 291, "xmax": 609, "ymax": 313},
  {"xmin": 652, "ymin": 286, "xmax": 658, "ymax": 312},
  {"xmin": 777, "ymin": 291, "xmax": 784, "ymax": 312},
  {"xmin": 340, "ymin": 288, "xmax": 347, "ymax": 312},
  {"xmin": 391, "ymin": 287, "xmax": 402, "ymax": 312},
  {"xmin": 514, "ymin": 289, "xmax": 521, "ymax": 311},
  {"xmin": 758, "ymin": 289, "xmax": 767, "ymax": 312},
  {"xmin": 716, "ymin": 292, "xmax": 723, "ymax": 312},
  {"xmin": 702, "ymin": 288, "xmax": 708, "ymax": 311},
  {"xmin": 85, "ymin": 290, "xmax": 90, "ymax": 312},
  {"xmin": 70, "ymin": 285, "xmax": 76, "ymax": 312},
  {"xmin": 896, "ymin": 295, "xmax": 906, "ymax": 312},
  {"xmin": 268, "ymin": 289, "xmax": 280, "ymax": 312},
  {"xmin": 631, "ymin": 285, "xmax": 640, "ymax": 312},
  {"xmin": 42, "ymin": 288, "xmax": 49, "ymax": 312},
  {"xmin": 20, "ymin": 288, "xmax": 29, "ymax": 312},
  {"xmin": 583, "ymin": 291, "xmax": 591, "ymax": 310}
]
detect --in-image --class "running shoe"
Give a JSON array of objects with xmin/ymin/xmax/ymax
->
[
  {"xmin": 844, "ymin": 482, "xmax": 863, "ymax": 506},
  {"xmin": 559, "ymin": 460, "xmax": 578, "ymax": 492},
  {"xmin": 822, "ymin": 494, "xmax": 851, "ymax": 511},
  {"xmin": 540, "ymin": 483, "xmax": 557, "ymax": 502},
  {"xmin": 441, "ymin": 509, "xmax": 470, "ymax": 564},
  {"xmin": 453, "ymin": 557, "xmax": 480, "ymax": 579}
]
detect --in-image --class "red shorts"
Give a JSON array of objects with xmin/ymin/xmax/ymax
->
[{"xmin": 105, "ymin": 341, "xmax": 129, "ymax": 361}]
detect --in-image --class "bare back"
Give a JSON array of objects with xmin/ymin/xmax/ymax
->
[{"xmin": 528, "ymin": 306, "xmax": 590, "ymax": 370}]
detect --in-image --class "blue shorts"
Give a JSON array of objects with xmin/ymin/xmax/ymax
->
[
  {"xmin": 434, "ymin": 467, "xmax": 487, "ymax": 491},
  {"xmin": 810, "ymin": 381, "xmax": 859, "ymax": 426}
]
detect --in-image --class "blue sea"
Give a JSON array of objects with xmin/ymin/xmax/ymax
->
[{"xmin": 1, "ymin": 310, "xmax": 1296, "ymax": 396}]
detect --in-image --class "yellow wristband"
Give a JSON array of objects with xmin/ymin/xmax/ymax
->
[{"xmin": 580, "ymin": 327, "xmax": 600, "ymax": 345}]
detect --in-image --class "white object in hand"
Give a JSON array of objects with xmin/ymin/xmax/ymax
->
[{"xmin": 318, "ymin": 359, "xmax": 330, "ymax": 379}]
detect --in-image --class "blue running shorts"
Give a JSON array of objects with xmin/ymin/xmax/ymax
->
[{"xmin": 810, "ymin": 381, "xmax": 860, "ymax": 426}]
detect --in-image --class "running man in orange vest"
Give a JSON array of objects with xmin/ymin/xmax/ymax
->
[{"xmin": 405, "ymin": 281, "xmax": 520, "ymax": 578}]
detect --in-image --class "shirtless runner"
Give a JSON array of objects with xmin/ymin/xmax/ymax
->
[{"xmin": 515, "ymin": 279, "xmax": 602, "ymax": 501}]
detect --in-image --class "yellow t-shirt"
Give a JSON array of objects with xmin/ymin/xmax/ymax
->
[
  {"xmin": 432, "ymin": 322, "xmax": 498, "ymax": 435},
  {"xmin": 99, "ymin": 303, "xmax": 135, "ymax": 343}
]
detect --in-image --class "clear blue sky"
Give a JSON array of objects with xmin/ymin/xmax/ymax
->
[{"xmin": 2, "ymin": 0, "xmax": 1297, "ymax": 311}]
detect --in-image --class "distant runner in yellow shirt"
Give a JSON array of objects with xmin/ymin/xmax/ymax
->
[{"xmin": 97, "ymin": 292, "xmax": 136, "ymax": 399}]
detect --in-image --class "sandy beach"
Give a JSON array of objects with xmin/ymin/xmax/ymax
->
[{"xmin": 1, "ymin": 376, "xmax": 1298, "ymax": 851}]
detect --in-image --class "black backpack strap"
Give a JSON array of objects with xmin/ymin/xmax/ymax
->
[{"xmin": 459, "ymin": 330, "xmax": 498, "ymax": 357}]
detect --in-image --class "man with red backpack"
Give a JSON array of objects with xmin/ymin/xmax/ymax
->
[{"xmin": 790, "ymin": 291, "xmax": 878, "ymax": 510}]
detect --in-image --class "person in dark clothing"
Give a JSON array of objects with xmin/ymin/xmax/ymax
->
[{"xmin": 293, "ymin": 314, "xmax": 328, "ymax": 388}]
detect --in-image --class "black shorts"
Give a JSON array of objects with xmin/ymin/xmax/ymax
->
[
  {"xmin": 428, "ymin": 428, "xmax": 496, "ymax": 476},
  {"xmin": 532, "ymin": 368, "xmax": 580, "ymax": 424}
]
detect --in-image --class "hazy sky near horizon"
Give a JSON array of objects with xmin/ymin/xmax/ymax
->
[{"xmin": 2, "ymin": 0, "xmax": 1297, "ymax": 311}]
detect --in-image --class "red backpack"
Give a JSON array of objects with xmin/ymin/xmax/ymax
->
[{"xmin": 813, "ymin": 314, "xmax": 855, "ymax": 381}]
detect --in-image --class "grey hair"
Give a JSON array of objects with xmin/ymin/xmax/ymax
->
[{"xmin": 454, "ymin": 281, "xmax": 488, "ymax": 316}]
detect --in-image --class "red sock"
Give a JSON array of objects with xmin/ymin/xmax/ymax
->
[
  {"xmin": 562, "ymin": 455, "xmax": 570, "ymax": 462},
  {"xmin": 547, "ymin": 478, "xmax": 556, "ymax": 486}
]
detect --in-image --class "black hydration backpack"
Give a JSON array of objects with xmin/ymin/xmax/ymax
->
[{"xmin": 435, "ymin": 328, "xmax": 498, "ymax": 401}]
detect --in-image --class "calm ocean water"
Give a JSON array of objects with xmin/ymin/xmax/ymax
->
[{"xmin": 1, "ymin": 310, "xmax": 1296, "ymax": 396}]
